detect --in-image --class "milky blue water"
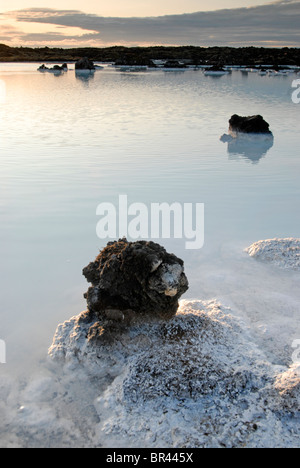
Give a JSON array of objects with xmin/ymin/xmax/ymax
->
[{"xmin": 0, "ymin": 63, "xmax": 299, "ymax": 370}]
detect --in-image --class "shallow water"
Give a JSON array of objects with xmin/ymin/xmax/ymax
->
[{"xmin": 0, "ymin": 63, "xmax": 299, "ymax": 375}]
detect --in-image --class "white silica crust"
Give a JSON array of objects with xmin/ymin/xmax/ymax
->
[
  {"xmin": 246, "ymin": 238, "xmax": 300, "ymax": 270},
  {"xmin": 45, "ymin": 299, "xmax": 300, "ymax": 448}
]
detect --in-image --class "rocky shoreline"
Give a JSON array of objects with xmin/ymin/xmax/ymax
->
[{"xmin": 1, "ymin": 44, "xmax": 300, "ymax": 67}]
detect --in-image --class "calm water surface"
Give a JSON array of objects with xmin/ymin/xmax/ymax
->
[{"xmin": 0, "ymin": 63, "xmax": 299, "ymax": 370}]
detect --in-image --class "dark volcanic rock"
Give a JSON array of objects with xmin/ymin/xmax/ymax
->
[
  {"xmin": 164, "ymin": 60, "xmax": 186, "ymax": 68},
  {"xmin": 38, "ymin": 63, "xmax": 68, "ymax": 72},
  {"xmin": 53, "ymin": 65, "xmax": 64, "ymax": 71},
  {"xmin": 83, "ymin": 239, "xmax": 189, "ymax": 320},
  {"xmin": 75, "ymin": 57, "xmax": 95, "ymax": 70},
  {"xmin": 229, "ymin": 114, "xmax": 272, "ymax": 134}
]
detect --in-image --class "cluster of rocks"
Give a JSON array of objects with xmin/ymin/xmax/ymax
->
[
  {"xmin": 38, "ymin": 63, "xmax": 68, "ymax": 72},
  {"xmin": 37, "ymin": 57, "xmax": 101, "ymax": 73}
]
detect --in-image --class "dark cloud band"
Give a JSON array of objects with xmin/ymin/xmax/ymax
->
[{"xmin": 2, "ymin": 1, "xmax": 300, "ymax": 47}]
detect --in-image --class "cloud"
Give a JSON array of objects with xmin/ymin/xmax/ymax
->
[{"xmin": 2, "ymin": 2, "xmax": 300, "ymax": 47}]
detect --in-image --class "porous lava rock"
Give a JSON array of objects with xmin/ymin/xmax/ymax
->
[
  {"xmin": 229, "ymin": 114, "xmax": 272, "ymax": 134},
  {"xmin": 83, "ymin": 239, "xmax": 189, "ymax": 321}
]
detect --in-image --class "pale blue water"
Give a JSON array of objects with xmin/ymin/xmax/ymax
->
[{"xmin": 0, "ymin": 63, "xmax": 299, "ymax": 370}]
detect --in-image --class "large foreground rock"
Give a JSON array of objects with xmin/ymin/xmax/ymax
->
[
  {"xmin": 229, "ymin": 114, "xmax": 272, "ymax": 134},
  {"xmin": 46, "ymin": 299, "xmax": 300, "ymax": 448},
  {"xmin": 83, "ymin": 239, "xmax": 189, "ymax": 320}
]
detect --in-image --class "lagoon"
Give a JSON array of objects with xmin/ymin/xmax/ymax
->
[
  {"xmin": 0, "ymin": 62, "xmax": 299, "ymax": 447},
  {"xmin": 0, "ymin": 62, "xmax": 299, "ymax": 364}
]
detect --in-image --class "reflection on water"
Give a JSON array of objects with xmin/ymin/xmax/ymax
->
[
  {"xmin": 75, "ymin": 70, "xmax": 95, "ymax": 84},
  {"xmin": 38, "ymin": 70, "xmax": 64, "ymax": 77},
  {"xmin": 220, "ymin": 133, "xmax": 274, "ymax": 164},
  {"xmin": 0, "ymin": 78, "xmax": 6, "ymax": 103}
]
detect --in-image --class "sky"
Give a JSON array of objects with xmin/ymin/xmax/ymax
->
[
  {"xmin": 0, "ymin": 0, "xmax": 300, "ymax": 48},
  {"xmin": 0, "ymin": 1, "xmax": 277, "ymax": 17}
]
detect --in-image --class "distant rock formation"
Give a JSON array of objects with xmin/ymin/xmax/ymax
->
[
  {"xmin": 163, "ymin": 60, "xmax": 186, "ymax": 68},
  {"xmin": 83, "ymin": 238, "xmax": 189, "ymax": 321},
  {"xmin": 38, "ymin": 63, "xmax": 68, "ymax": 72},
  {"xmin": 75, "ymin": 57, "xmax": 95, "ymax": 70},
  {"xmin": 229, "ymin": 114, "xmax": 272, "ymax": 134}
]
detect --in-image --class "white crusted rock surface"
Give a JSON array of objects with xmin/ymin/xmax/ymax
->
[
  {"xmin": 43, "ymin": 299, "xmax": 300, "ymax": 448},
  {"xmin": 246, "ymin": 238, "xmax": 300, "ymax": 270}
]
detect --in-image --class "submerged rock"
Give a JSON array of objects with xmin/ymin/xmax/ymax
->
[
  {"xmin": 229, "ymin": 114, "xmax": 272, "ymax": 134},
  {"xmin": 75, "ymin": 57, "xmax": 95, "ymax": 70},
  {"xmin": 83, "ymin": 239, "xmax": 189, "ymax": 321},
  {"xmin": 246, "ymin": 238, "xmax": 300, "ymax": 270}
]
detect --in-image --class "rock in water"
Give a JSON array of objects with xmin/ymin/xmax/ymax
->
[
  {"xmin": 75, "ymin": 57, "xmax": 95, "ymax": 70},
  {"xmin": 246, "ymin": 238, "xmax": 300, "ymax": 270},
  {"xmin": 83, "ymin": 239, "xmax": 189, "ymax": 320},
  {"xmin": 229, "ymin": 114, "xmax": 272, "ymax": 134}
]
